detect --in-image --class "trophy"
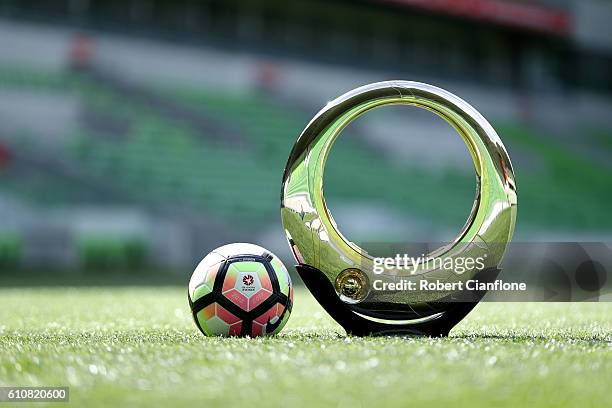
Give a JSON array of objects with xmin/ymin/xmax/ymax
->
[{"xmin": 281, "ymin": 81, "xmax": 517, "ymax": 336}]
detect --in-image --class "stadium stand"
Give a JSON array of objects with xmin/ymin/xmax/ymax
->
[{"xmin": 1, "ymin": 63, "xmax": 611, "ymax": 235}]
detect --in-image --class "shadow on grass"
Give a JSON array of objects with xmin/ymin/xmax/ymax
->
[
  {"xmin": 451, "ymin": 332, "xmax": 611, "ymax": 344},
  {"xmin": 281, "ymin": 330, "xmax": 611, "ymax": 344},
  {"xmin": 1, "ymin": 328, "xmax": 608, "ymax": 345}
]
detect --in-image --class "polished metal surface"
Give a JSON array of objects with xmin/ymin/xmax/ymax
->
[{"xmin": 281, "ymin": 81, "xmax": 517, "ymax": 324}]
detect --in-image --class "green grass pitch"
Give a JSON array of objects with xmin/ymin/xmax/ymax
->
[{"xmin": 0, "ymin": 287, "xmax": 609, "ymax": 407}]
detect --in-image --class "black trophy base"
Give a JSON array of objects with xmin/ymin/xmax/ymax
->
[{"xmin": 295, "ymin": 264, "xmax": 500, "ymax": 337}]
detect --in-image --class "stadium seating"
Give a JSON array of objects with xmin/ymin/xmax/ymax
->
[{"xmin": 1, "ymin": 66, "xmax": 611, "ymax": 233}]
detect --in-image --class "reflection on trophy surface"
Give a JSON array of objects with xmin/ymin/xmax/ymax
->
[{"xmin": 282, "ymin": 81, "xmax": 517, "ymax": 336}]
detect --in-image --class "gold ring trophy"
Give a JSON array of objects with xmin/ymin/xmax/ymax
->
[{"xmin": 281, "ymin": 81, "xmax": 517, "ymax": 336}]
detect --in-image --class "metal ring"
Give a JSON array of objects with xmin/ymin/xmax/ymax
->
[{"xmin": 281, "ymin": 81, "xmax": 517, "ymax": 317}]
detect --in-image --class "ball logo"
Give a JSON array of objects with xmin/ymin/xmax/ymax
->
[{"xmin": 242, "ymin": 274, "xmax": 254, "ymax": 286}]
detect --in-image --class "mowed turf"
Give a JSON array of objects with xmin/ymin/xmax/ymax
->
[{"xmin": 0, "ymin": 287, "xmax": 609, "ymax": 408}]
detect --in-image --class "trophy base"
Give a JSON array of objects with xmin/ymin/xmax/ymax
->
[{"xmin": 295, "ymin": 264, "xmax": 500, "ymax": 337}]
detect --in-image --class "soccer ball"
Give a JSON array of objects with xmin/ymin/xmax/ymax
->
[{"xmin": 188, "ymin": 243, "xmax": 293, "ymax": 337}]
